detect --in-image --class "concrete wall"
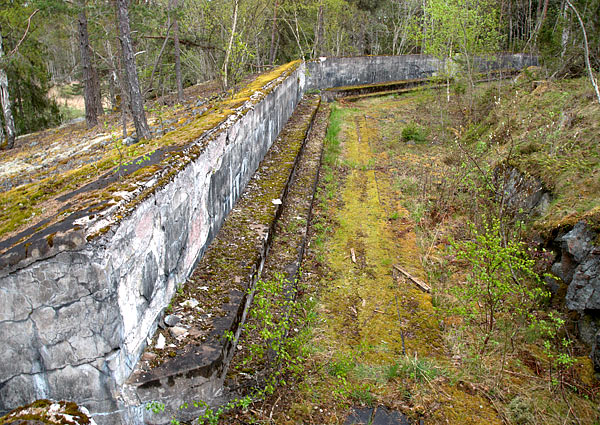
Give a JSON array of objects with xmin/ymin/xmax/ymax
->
[
  {"xmin": 0, "ymin": 54, "xmax": 535, "ymax": 423},
  {"xmin": 306, "ymin": 55, "xmax": 443, "ymax": 90},
  {"xmin": 0, "ymin": 62, "xmax": 306, "ymax": 423},
  {"xmin": 306, "ymin": 53, "xmax": 538, "ymax": 90}
]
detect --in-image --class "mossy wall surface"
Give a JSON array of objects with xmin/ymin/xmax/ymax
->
[{"xmin": 0, "ymin": 54, "xmax": 535, "ymax": 424}]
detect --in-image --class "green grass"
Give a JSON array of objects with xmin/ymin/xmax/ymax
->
[{"xmin": 59, "ymin": 105, "xmax": 85, "ymax": 122}]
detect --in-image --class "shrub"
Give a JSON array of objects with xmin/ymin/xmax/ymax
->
[{"xmin": 402, "ymin": 123, "xmax": 428, "ymax": 143}]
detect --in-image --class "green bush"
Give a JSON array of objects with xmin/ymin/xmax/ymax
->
[{"xmin": 401, "ymin": 123, "xmax": 428, "ymax": 143}]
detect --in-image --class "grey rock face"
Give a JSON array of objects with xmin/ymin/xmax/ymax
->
[
  {"xmin": 551, "ymin": 221, "xmax": 600, "ymax": 370},
  {"xmin": 494, "ymin": 165, "xmax": 550, "ymax": 217},
  {"xmin": 555, "ymin": 222, "xmax": 600, "ymax": 311}
]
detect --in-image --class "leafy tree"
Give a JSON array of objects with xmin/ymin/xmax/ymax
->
[{"xmin": 451, "ymin": 219, "xmax": 548, "ymax": 352}]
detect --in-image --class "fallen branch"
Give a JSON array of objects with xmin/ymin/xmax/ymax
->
[
  {"xmin": 394, "ymin": 264, "xmax": 431, "ymax": 293},
  {"xmin": 9, "ymin": 9, "xmax": 39, "ymax": 56},
  {"xmin": 350, "ymin": 248, "xmax": 356, "ymax": 263},
  {"xmin": 565, "ymin": 0, "xmax": 600, "ymax": 105}
]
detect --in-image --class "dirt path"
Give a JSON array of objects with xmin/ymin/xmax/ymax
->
[
  {"xmin": 300, "ymin": 98, "xmax": 504, "ymax": 424},
  {"xmin": 319, "ymin": 110, "xmax": 439, "ymax": 360}
]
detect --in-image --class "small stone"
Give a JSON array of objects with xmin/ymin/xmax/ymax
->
[
  {"xmin": 164, "ymin": 314, "xmax": 181, "ymax": 327},
  {"xmin": 169, "ymin": 326, "xmax": 188, "ymax": 338},
  {"xmin": 272, "ymin": 198, "xmax": 282, "ymax": 205},
  {"xmin": 123, "ymin": 136, "xmax": 139, "ymax": 146},
  {"xmin": 141, "ymin": 352, "xmax": 157, "ymax": 362},
  {"xmin": 155, "ymin": 333, "xmax": 166, "ymax": 350},
  {"xmin": 180, "ymin": 298, "xmax": 199, "ymax": 308}
]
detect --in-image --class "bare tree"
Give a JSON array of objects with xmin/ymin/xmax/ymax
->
[
  {"xmin": 0, "ymin": 27, "xmax": 16, "ymax": 149},
  {"xmin": 269, "ymin": 0, "xmax": 279, "ymax": 64},
  {"xmin": 312, "ymin": 3, "xmax": 324, "ymax": 58},
  {"xmin": 565, "ymin": 0, "xmax": 600, "ymax": 104},
  {"xmin": 222, "ymin": 0, "xmax": 239, "ymax": 89},
  {"xmin": 117, "ymin": 0, "xmax": 151, "ymax": 139}
]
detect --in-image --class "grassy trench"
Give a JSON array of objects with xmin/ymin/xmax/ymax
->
[{"xmin": 278, "ymin": 100, "xmax": 505, "ymax": 425}]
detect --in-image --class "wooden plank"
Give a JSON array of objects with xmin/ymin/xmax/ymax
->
[{"xmin": 394, "ymin": 264, "xmax": 431, "ymax": 293}]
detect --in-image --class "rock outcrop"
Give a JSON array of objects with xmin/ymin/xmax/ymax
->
[{"xmin": 551, "ymin": 221, "xmax": 600, "ymax": 370}]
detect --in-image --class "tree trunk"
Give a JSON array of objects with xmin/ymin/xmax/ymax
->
[
  {"xmin": 171, "ymin": 0, "xmax": 184, "ymax": 102},
  {"xmin": 78, "ymin": 0, "xmax": 102, "ymax": 128},
  {"xmin": 0, "ymin": 28, "xmax": 16, "ymax": 150},
  {"xmin": 565, "ymin": 0, "xmax": 600, "ymax": 104},
  {"xmin": 92, "ymin": 66, "xmax": 103, "ymax": 117},
  {"xmin": 269, "ymin": 0, "xmax": 279, "ymax": 64},
  {"xmin": 0, "ymin": 110, "xmax": 4, "ymax": 143},
  {"xmin": 117, "ymin": 0, "xmax": 151, "ymax": 139},
  {"xmin": 313, "ymin": 4, "xmax": 324, "ymax": 57},
  {"xmin": 222, "ymin": 0, "xmax": 239, "ymax": 89}
]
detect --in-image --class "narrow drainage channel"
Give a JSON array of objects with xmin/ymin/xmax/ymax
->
[
  {"xmin": 225, "ymin": 101, "xmax": 331, "ymax": 399},
  {"xmin": 123, "ymin": 95, "xmax": 321, "ymax": 424}
]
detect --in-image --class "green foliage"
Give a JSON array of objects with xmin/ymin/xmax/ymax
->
[
  {"xmin": 183, "ymin": 397, "xmax": 252, "ymax": 425},
  {"xmin": 145, "ymin": 401, "xmax": 165, "ymax": 414},
  {"xmin": 327, "ymin": 352, "xmax": 355, "ymax": 378},
  {"xmin": 1, "ymin": 3, "xmax": 61, "ymax": 135},
  {"xmin": 350, "ymin": 383, "xmax": 375, "ymax": 406},
  {"xmin": 421, "ymin": 0, "xmax": 501, "ymax": 60},
  {"xmin": 451, "ymin": 218, "xmax": 548, "ymax": 351},
  {"xmin": 401, "ymin": 123, "xmax": 428, "ymax": 144},
  {"xmin": 396, "ymin": 354, "xmax": 444, "ymax": 382},
  {"xmin": 530, "ymin": 311, "xmax": 578, "ymax": 388},
  {"xmin": 243, "ymin": 272, "xmax": 302, "ymax": 379}
]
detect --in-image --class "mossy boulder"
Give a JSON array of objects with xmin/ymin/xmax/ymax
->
[{"xmin": 0, "ymin": 399, "xmax": 94, "ymax": 425}]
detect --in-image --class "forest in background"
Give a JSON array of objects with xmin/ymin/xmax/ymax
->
[{"xmin": 0, "ymin": 0, "xmax": 599, "ymax": 147}]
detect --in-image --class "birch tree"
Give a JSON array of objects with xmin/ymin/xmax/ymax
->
[{"xmin": 0, "ymin": 27, "xmax": 16, "ymax": 149}]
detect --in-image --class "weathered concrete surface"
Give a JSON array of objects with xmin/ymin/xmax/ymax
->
[
  {"xmin": 0, "ymin": 54, "xmax": 537, "ymax": 423},
  {"xmin": 306, "ymin": 53, "xmax": 537, "ymax": 91},
  {"xmin": 121, "ymin": 96, "xmax": 320, "ymax": 424}
]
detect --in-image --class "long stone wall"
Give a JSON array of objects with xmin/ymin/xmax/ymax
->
[
  {"xmin": 305, "ymin": 53, "xmax": 537, "ymax": 90},
  {"xmin": 0, "ymin": 54, "xmax": 536, "ymax": 423},
  {"xmin": 0, "ymin": 62, "xmax": 306, "ymax": 423}
]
